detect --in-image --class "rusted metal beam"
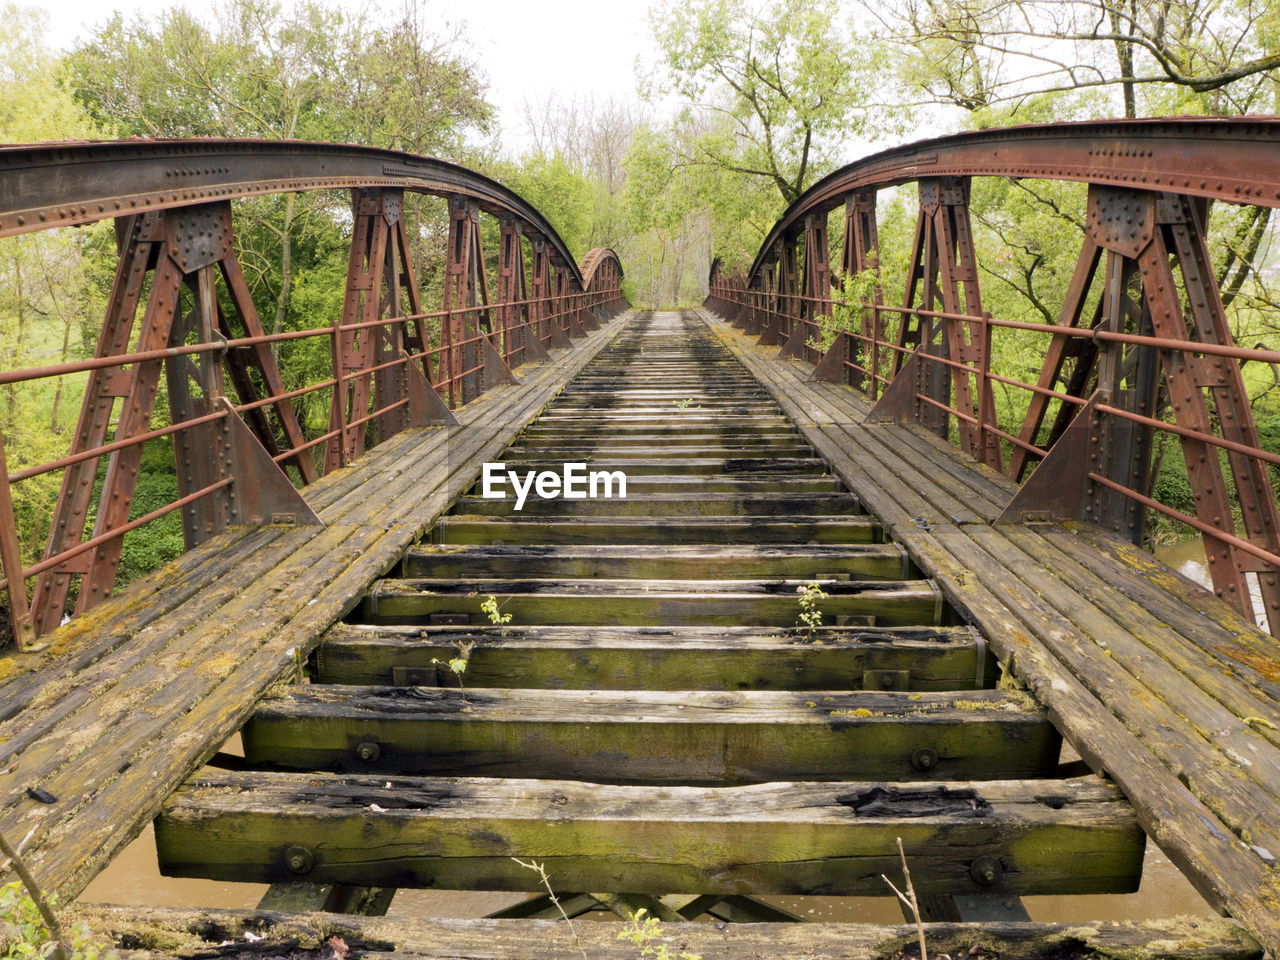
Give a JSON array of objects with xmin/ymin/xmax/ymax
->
[
  {"xmin": 0, "ymin": 139, "xmax": 585, "ymax": 285},
  {"xmin": 749, "ymin": 117, "xmax": 1280, "ymax": 285}
]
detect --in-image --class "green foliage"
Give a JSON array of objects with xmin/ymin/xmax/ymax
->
[
  {"xmin": 496, "ymin": 153, "xmax": 595, "ymax": 264},
  {"xmin": 796, "ymin": 581, "xmax": 828, "ymax": 638},
  {"xmin": 648, "ymin": 0, "xmax": 902, "ymax": 206},
  {"xmin": 480, "ymin": 595, "xmax": 511, "ymax": 627},
  {"xmin": 0, "ymin": 882, "xmax": 115, "ymax": 960},
  {"xmin": 115, "ymin": 460, "xmax": 185, "ymax": 588},
  {"xmin": 618, "ymin": 909, "xmax": 701, "ymax": 960}
]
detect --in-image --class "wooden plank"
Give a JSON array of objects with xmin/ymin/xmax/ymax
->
[
  {"xmin": 362, "ymin": 577, "xmax": 941, "ymax": 627},
  {"xmin": 155, "ymin": 773, "xmax": 1144, "ymax": 897},
  {"xmin": 435, "ymin": 516, "xmax": 883, "ymax": 545},
  {"xmin": 240, "ymin": 686, "xmax": 1058, "ymax": 783},
  {"xmin": 1070, "ymin": 525, "xmax": 1280, "ymax": 702},
  {"xmin": 404, "ymin": 544, "xmax": 906, "ymax": 580},
  {"xmin": 448, "ymin": 493, "xmax": 861, "ymax": 518},
  {"xmin": 895, "ymin": 524, "xmax": 1280, "ymax": 953},
  {"xmin": 315, "ymin": 623, "xmax": 983, "ymax": 691},
  {"xmin": 993, "ymin": 526, "xmax": 1280, "ymax": 821},
  {"xmin": 466, "ymin": 475, "xmax": 848, "ymax": 496},
  {"xmin": 502, "ymin": 442, "xmax": 817, "ymax": 459},
  {"xmin": 478, "ymin": 456, "xmax": 831, "ymax": 476},
  {"xmin": 75, "ymin": 905, "xmax": 1267, "ymax": 960}
]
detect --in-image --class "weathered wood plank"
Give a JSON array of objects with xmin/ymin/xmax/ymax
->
[
  {"xmin": 450, "ymin": 492, "xmax": 862, "ymax": 518},
  {"xmin": 961, "ymin": 523, "xmax": 1280, "ymax": 858},
  {"xmin": 403, "ymin": 543, "xmax": 905, "ymax": 580},
  {"xmin": 435, "ymin": 515, "xmax": 883, "ymax": 545},
  {"xmin": 315, "ymin": 623, "xmax": 983, "ymax": 690},
  {"xmin": 241, "ymin": 686, "xmax": 1057, "ymax": 783},
  {"xmin": 75, "ymin": 905, "xmax": 1266, "ymax": 960},
  {"xmin": 362, "ymin": 576, "xmax": 941, "ymax": 627},
  {"xmin": 155, "ymin": 773, "xmax": 1144, "ymax": 897}
]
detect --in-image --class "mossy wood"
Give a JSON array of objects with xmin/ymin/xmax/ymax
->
[
  {"xmin": 403, "ymin": 543, "xmax": 908, "ymax": 580},
  {"xmin": 434, "ymin": 515, "xmax": 883, "ymax": 545},
  {"xmin": 240, "ymin": 686, "xmax": 1056, "ymax": 783},
  {"xmin": 75, "ymin": 905, "xmax": 1266, "ymax": 960},
  {"xmin": 155, "ymin": 772, "xmax": 1143, "ymax": 896},
  {"xmin": 314, "ymin": 623, "xmax": 981, "ymax": 690},
  {"xmin": 450, "ymin": 492, "xmax": 861, "ymax": 517},
  {"xmin": 361, "ymin": 576, "xmax": 940, "ymax": 627}
]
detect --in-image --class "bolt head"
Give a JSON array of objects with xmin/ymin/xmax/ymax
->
[
  {"xmin": 356, "ymin": 741, "xmax": 381, "ymax": 763},
  {"xmin": 911, "ymin": 747, "xmax": 938, "ymax": 771},
  {"xmin": 970, "ymin": 855, "xmax": 1002, "ymax": 886},
  {"xmin": 285, "ymin": 845, "xmax": 314, "ymax": 874}
]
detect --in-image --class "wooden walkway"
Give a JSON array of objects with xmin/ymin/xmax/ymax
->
[
  {"xmin": 700, "ymin": 308, "xmax": 1280, "ymax": 950},
  {"xmin": 0, "ymin": 315, "xmax": 623, "ymax": 903},
  {"xmin": 1, "ymin": 308, "xmax": 1277, "ymax": 959}
]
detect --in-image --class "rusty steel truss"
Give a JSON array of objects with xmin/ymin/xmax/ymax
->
[
  {"xmin": 0, "ymin": 139, "xmax": 626, "ymax": 649},
  {"xmin": 707, "ymin": 117, "xmax": 1280, "ymax": 638}
]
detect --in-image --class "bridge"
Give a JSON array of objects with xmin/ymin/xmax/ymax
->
[{"xmin": 0, "ymin": 119, "xmax": 1278, "ymax": 959}]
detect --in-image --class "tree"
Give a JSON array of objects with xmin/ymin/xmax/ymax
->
[
  {"xmin": 872, "ymin": 0, "xmax": 1280, "ymax": 117},
  {"xmin": 648, "ymin": 0, "xmax": 899, "ymax": 207},
  {"xmin": 69, "ymin": 0, "xmax": 493, "ymax": 338}
]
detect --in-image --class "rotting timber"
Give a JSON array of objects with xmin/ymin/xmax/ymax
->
[{"xmin": 0, "ymin": 122, "xmax": 1278, "ymax": 960}]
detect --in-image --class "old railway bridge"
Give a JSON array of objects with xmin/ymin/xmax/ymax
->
[{"xmin": 0, "ymin": 118, "xmax": 1279, "ymax": 959}]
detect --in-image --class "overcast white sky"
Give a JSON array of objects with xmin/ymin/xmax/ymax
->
[{"xmin": 39, "ymin": 0, "xmax": 661, "ymax": 153}]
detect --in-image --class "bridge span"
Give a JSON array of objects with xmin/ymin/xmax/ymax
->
[{"xmin": 0, "ymin": 123, "xmax": 1278, "ymax": 959}]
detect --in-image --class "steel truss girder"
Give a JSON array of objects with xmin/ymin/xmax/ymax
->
[
  {"xmin": 29, "ymin": 203, "xmax": 313, "ymax": 636},
  {"xmin": 893, "ymin": 177, "xmax": 1001, "ymax": 471},
  {"xmin": 1006, "ymin": 185, "xmax": 1280, "ymax": 631}
]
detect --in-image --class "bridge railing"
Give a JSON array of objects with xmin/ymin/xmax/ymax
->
[
  {"xmin": 708, "ymin": 117, "xmax": 1280, "ymax": 639},
  {"xmin": 0, "ymin": 140, "xmax": 627, "ymax": 649}
]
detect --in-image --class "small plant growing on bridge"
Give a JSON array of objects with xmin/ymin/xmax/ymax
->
[
  {"xmin": 481, "ymin": 594, "xmax": 512, "ymax": 627},
  {"xmin": 510, "ymin": 858, "xmax": 588, "ymax": 960},
  {"xmin": 0, "ymin": 828, "xmax": 117, "ymax": 960},
  {"xmin": 796, "ymin": 581, "xmax": 828, "ymax": 638},
  {"xmin": 619, "ymin": 909, "xmax": 701, "ymax": 960},
  {"xmin": 673, "ymin": 397, "xmax": 695, "ymax": 411}
]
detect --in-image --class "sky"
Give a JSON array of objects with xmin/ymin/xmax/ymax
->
[{"xmin": 39, "ymin": 0, "xmax": 662, "ymax": 153}]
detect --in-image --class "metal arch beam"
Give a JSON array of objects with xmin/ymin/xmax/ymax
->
[
  {"xmin": 579, "ymin": 247, "xmax": 624, "ymax": 292},
  {"xmin": 747, "ymin": 116, "xmax": 1280, "ymax": 286},
  {"xmin": 0, "ymin": 138, "xmax": 586, "ymax": 289}
]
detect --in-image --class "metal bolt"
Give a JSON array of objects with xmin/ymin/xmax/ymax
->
[
  {"xmin": 911, "ymin": 747, "xmax": 937, "ymax": 772},
  {"xmin": 970, "ymin": 855, "xmax": 1002, "ymax": 886},
  {"xmin": 880, "ymin": 673, "xmax": 895, "ymax": 689},
  {"xmin": 285, "ymin": 845, "xmax": 314, "ymax": 874},
  {"xmin": 356, "ymin": 741, "xmax": 381, "ymax": 763}
]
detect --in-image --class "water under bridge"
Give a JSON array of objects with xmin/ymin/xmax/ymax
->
[{"xmin": 0, "ymin": 119, "xmax": 1279, "ymax": 959}]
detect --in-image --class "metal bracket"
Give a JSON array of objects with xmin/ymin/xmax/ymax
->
[
  {"xmin": 165, "ymin": 202, "xmax": 233, "ymax": 273},
  {"xmin": 1087, "ymin": 185, "xmax": 1155, "ymax": 258},
  {"xmin": 866, "ymin": 346, "xmax": 928, "ymax": 424},
  {"xmin": 215, "ymin": 398, "xmax": 323, "ymax": 528},
  {"xmin": 402, "ymin": 350, "xmax": 457, "ymax": 427},
  {"xmin": 480, "ymin": 334, "xmax": 518, "ymax": 389},
  {"xmin": 776, "ymin": 318, "xmax": 811, "ymax": 361},
  {"xmin": 998, "ymin": 392, "xmax": 1102, "ymax": 524},
  {"xmin": 810, "ymin": 331, "xmax": 851, "ymax": 382}
]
